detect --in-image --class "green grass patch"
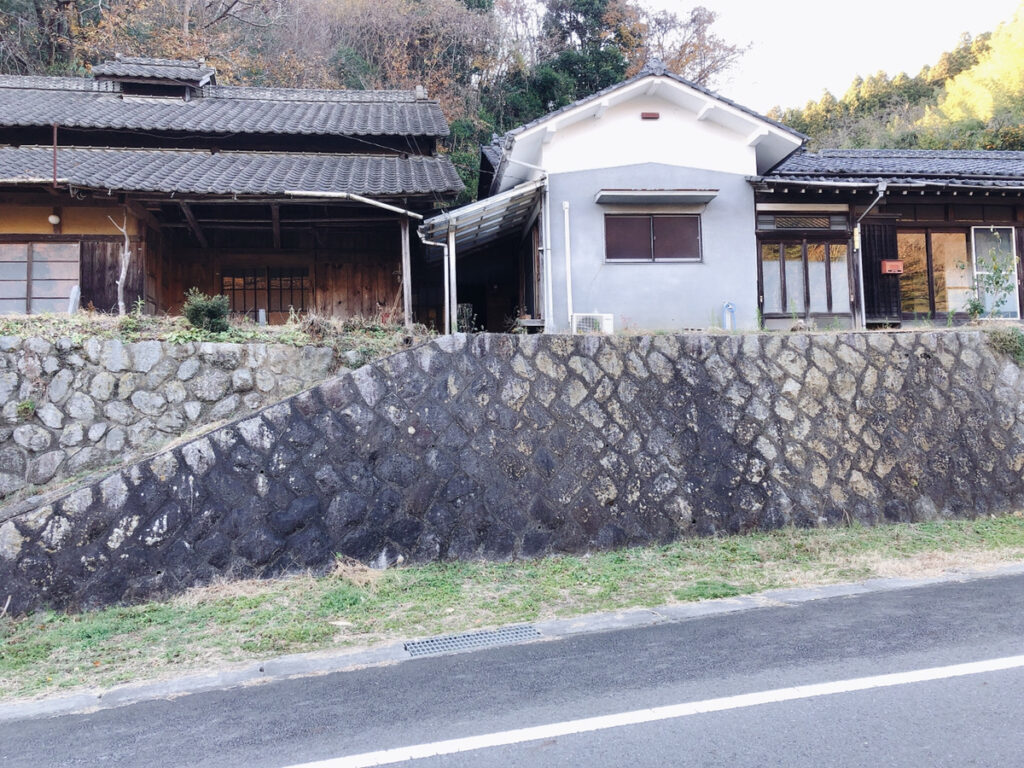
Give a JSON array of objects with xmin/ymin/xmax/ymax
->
[{"xmin": 3, "ymin": 515, "xmax": 1024, "ymax": 701}]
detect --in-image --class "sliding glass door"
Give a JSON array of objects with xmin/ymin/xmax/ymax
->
[
  {"xmin": 759, "ymin": 238, "xmax": 851, "ymax": 320},
  {"xmin": 895, "ymin": 228, "xmax": 1019, "ymax": 320}
]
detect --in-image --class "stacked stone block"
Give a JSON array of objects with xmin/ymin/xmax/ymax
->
[
  {"xmin": 0, "ymin": 337, "xmax": 338, "ymax": 497},
  {"xmin": 1, "ymin": 330, "xmax": 1021, "ymax": 613}
]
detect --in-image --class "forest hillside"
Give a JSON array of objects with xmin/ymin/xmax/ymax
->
[
  {"xmin": 770, "ymin": 4, "xmax": 1024, "ymax": 151},
  {"xmin": 0, "ymin": 0, "xmax": 744, "ymax": 202}
]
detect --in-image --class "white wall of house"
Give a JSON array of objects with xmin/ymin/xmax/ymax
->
[{"xmin": 537, "ymin": 95, "xmax": 759, "ymax": 178}]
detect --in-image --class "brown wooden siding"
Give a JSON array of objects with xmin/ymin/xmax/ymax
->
[
  {"xmin": 80, "ymin": 239, "xmax": 144, "ymax": 313},
  {"xmin": 156, "ymin": 224, "xmax": 404, "ymax": 322}
]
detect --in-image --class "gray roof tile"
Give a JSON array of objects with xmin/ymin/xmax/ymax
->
[
  {"xmin": 91, "ymin": 57, "xmax": 216, "ymax": 84},
  {"xmin": 0, "ymin": 75, "xmax": 449, "ymax": 137},
  {"xmin": 0, "ymin": 146, "xmax": 464, "ymax": 197},
  {"xmin": 768, "ymin": 149, "xmax": 1024, "ymax": 185}
]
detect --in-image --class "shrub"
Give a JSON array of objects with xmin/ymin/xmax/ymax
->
[
  {"xmin": 182, "ymin": 288, "xmax": 230, "ymax": 333},
  {"xmin": 987, "ymin": 325, "xmax": 1024, "ymax": 365}
]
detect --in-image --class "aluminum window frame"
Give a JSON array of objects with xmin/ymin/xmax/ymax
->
[{"xmin": 604, "ymin": 213, "xmax": 703, "ymax": 264}]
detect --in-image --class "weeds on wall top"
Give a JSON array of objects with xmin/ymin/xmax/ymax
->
[
  {"xmin": 986, "ymin": 324, "xmax": 1024, "ymax": 365},
  {"xmin": 0, "ymin": 301, "xmax": 431, "ymax": 363}
]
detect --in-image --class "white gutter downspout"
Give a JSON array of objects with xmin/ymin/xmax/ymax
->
[
  {"xmin": 853, "ymin": 182, "xmax": 888, "ymax": 329},
  {"xmin": 562, "ymin": 201, "xmax": 573, "ymax": 323},
  {"xmin": 285, "ymin": 190, "xmax": 424, "ymax": 220},
  {"xmin": 420, "ymin": 234, "xmax": 451, "ymax": 334}
]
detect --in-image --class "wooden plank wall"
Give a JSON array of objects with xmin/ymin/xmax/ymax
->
[
  {"xmin": 314, "ymin": 250, "xmax": 402, "ymax": 321},
  {"xmin": 80, "ymin": 239, "xmax": 144, "ymax": 313},
  {"xmin": 143, "ymin": 226, "xmax": 162, "ymax": 314},
  {"xmin": 158, "ymin": 224, "xmax": 404, "ymax": 322}
]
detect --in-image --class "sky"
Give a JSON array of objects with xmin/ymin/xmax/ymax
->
[{"xmin": 673, "ymin": 0, "xmax": 1023, "ymax": 112}]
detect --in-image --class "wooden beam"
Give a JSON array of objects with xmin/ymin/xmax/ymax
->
[
  {"xmin": 179, "ymin": 202, "xmax": 208, "ymax": 248},
  {"xmin": 400, "ymin": 217, "xmax": 412, "ymax": 329},
  {"xmin": 125, "ymin": 200, "xmax": 161, "ymax": 232},
  {"xmin": 271, "ymin": 203, "xmax": 282, "ymax": 250}
]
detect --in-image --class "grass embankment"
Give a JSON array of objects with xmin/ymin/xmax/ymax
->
[{"xmin": 3, "ymin": 516, "xmax": 1024, "ymax": 701}]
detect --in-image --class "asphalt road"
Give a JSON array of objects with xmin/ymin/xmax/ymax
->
[{"xmin": 3, "ymin": 572, "xmax": 1024, "ymax": 767}]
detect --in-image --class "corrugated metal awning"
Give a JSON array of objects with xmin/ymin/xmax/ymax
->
[{"xmin": 419, "ymin": 179, "xmax": 544, "ymax": 254}]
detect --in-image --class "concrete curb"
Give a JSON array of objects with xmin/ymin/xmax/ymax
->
[{"xmin": 4, "ymin": 561, "xmax": 1024, "ymax": 723}]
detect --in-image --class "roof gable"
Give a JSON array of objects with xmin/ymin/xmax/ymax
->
[{"xmin": 491, "ymin": 61, "xmax": 805, "ymax": 190}]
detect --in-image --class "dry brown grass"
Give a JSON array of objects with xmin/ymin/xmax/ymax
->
[{"xmin": 330, "ymin": 556, "xmax": 382, "ymax": 589}]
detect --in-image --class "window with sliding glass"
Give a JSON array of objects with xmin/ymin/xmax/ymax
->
[
  {"xmin": 758, "ymin": 239, "xmax": 851, "ymax": 319},
  {"xmin": 894, "ymin": 230, "xmax": 979, "ymax": 319},
  {"xmin": 604, "ymin": 215, "xmax": 702, "ymax": 262}
]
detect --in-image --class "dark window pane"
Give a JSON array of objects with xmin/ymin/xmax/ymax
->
[
  {"xmin": 776, "ymin": 215, "xmax": 830, "ymax": 229},
  {"xmin": 653, "ymin": 215, "xmax": 700, "ymax": 261},
  {"xmin": 605, "ymin": 216, "xmax": 652, "ymax": 260}
]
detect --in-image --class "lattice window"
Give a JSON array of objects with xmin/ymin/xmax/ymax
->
[{"xmin": 221, "ymin": 266, "xmax": 309, "ymax": 321}]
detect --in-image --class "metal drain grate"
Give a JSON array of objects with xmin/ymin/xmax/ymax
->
[{"xmin": 404, "ymin": 624, "xmax": 542, "ymax": 658}]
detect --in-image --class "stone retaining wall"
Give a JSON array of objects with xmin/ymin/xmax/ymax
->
[
  {"xmin": 2, "ymin": 330, "xmax": 1022, "ymax": 613},
  {"xmin": 0, "ymin": 337, "xmax": 340, "ymax": 498}
]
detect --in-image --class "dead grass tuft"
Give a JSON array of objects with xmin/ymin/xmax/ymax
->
[
  {"xmin": 330, "ymin": 556, "xmax": 382, "ymax": 589},
  {"xmin": 171, "ymin": 573, "xmax": 312, "ymax": 608},
  {"xmin": 848, "ymin": 548, "xmax": 1024, "ymax": 579}
]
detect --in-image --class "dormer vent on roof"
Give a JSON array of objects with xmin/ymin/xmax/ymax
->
[{"xmin": 91, "ymin": 56, "xmax": 217, "ymax": 99}]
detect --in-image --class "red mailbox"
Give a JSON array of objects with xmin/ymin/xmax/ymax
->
[{"xmin": 881, "ymin": 260, "xmax": 904, "ymax": 274}]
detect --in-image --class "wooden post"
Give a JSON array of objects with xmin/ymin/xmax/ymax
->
[
  {"xmin": 400, "ymin": 216, "xmax": 412, "ymax": 329},
  {"xmin": 447, "ymin": 228, "xmax": 458, "ymax": 334}
]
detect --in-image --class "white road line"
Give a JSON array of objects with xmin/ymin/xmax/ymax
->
[{"xmin": 284, "ymin": 654, "xmax": 1024, "ymax": 768}]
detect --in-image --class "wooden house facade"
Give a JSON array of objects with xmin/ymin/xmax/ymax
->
[{"xmin": 0, "ymin": 58, "xmax": 463, "ymax": 323}]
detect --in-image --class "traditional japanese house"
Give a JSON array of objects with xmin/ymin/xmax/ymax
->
[
  {"xmin": 425, "ymin": 63, "xmax": 1024, "ymax": 334},
  {"xmin": 0, "ymin": 57, "xmax": 463, "ymax": 323}
]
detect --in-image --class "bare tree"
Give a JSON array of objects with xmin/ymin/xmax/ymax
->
[
  {"xmin": 107, "ymin": 213, "xmax": 132, "ymax": 316},
  {"xmin": 633, "ymin": 6, "xmax": 746, "ymax": 87}
]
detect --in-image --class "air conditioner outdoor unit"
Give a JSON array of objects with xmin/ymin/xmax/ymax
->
[{"xmin": 570, "ymin": 313, "xmax": 614, "ymax": 334}]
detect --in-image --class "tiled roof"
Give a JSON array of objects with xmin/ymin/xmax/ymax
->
[
  {"xmin": 0, "ymin": 76, "xmax": 450, "ymax": 137},
  {"xmin": 0, "ymin": 146, "xmax": 464, "ymax": 197},
  {"xmin": 767, "ymin": 149, "xmax": 1024, "ymax": 186},
  {"xmin": 91, "ymin": 57, "xmax": 216, "ymax": 84}
]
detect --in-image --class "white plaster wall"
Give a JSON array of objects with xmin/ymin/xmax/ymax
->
[{"xmin": 538, "ymin": 95, "xmax": 759, "ymax": 177}]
